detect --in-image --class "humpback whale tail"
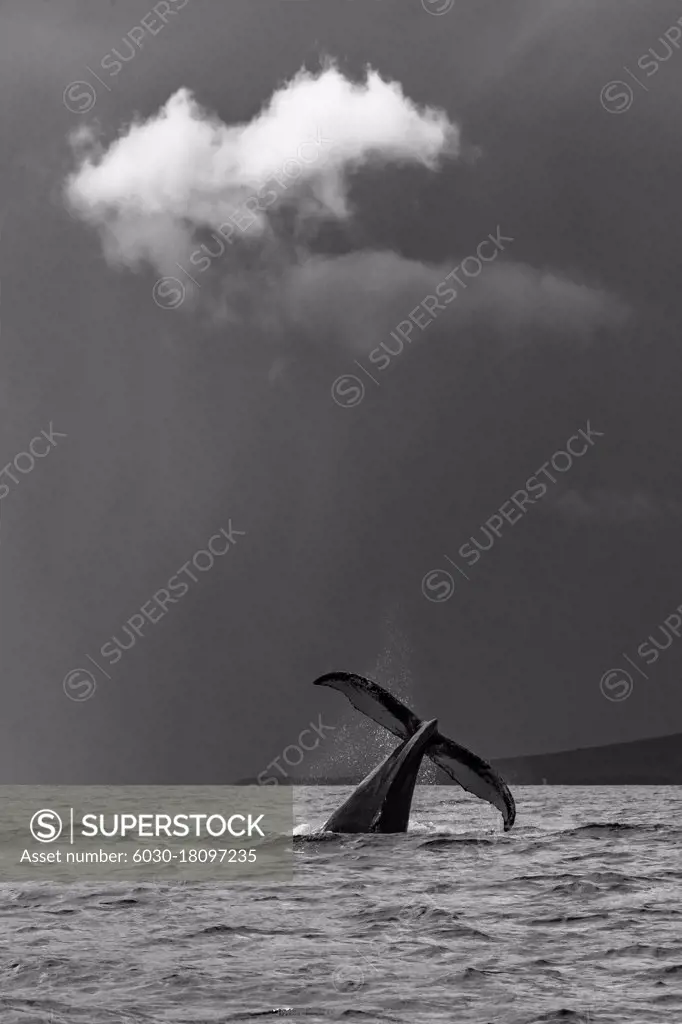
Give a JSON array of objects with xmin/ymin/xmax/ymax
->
[{"xmin": 314, "ymin": 671, "xmax": 516, "ymax": 832}]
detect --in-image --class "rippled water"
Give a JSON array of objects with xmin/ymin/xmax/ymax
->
[{"xmin": 2, "ymin": 787, "xmax": 681, "ymax": 1023}]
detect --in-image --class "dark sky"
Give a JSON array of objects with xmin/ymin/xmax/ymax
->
[{"xmin": 2, "ymin": 0, "xmax": 682, "ymax": 783}]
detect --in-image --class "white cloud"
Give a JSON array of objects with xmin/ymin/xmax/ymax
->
[{"xmin": 65, "ymin": 65, "xmax": 460, "ymax": 275}]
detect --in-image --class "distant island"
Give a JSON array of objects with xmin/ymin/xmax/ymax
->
[
  {"xmin": 237, "ymin": 732, "xmax": 682, "ymax": 785},
  {"xmin": 490, "ymin": 731, "xmax": 682, "ymax": 785}
]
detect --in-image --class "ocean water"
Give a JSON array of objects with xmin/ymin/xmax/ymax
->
[{"xmin": 1, "ymin": 786, "xmax": 681, "ymax": 1024}]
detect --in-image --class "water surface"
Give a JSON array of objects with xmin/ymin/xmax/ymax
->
[{"xmin": 2, "ymin": 786, "xmax": 680, "ymax": 1023}]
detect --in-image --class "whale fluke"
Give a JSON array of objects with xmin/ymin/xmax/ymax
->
[
  {"xmin": 321, "ymin": 719, "xmax": 438, "ymax": 833},
  {"xmin": 314, "ymin": 671, "xmax": 516, "ymax": 831}
]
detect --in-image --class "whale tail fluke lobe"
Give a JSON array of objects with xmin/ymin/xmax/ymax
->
[
  {"xmin": 313, "ymin": 671, "xmax": 516, "ymax": 832},
  {"xmin": 424, "ymin": 732, "xmax": 516, "ymax": 832}
]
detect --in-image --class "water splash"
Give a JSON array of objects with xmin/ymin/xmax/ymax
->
[{"xmin": 312, "ymin": 604, "xmax": 438, "ymax": 783}]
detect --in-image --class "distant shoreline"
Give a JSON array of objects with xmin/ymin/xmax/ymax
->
[{"xmin": 236, "ymin": 730, "xmax": 682, "ymax": 785}]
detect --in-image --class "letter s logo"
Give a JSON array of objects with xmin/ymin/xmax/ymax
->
[
  {"xmin": 30, "ymin": 809, "xmax": 63, "ymax": 842},
  {"xmin": 421, "ymin": 570, "xmax": 455, "ymax": 603},
  {"xmin": 600, "ymin": 81, "xmax": 634, "ymax": 114},
  {"xmin": 331, "ymin": 375, "xmax": 365, "ymax": 409}
]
